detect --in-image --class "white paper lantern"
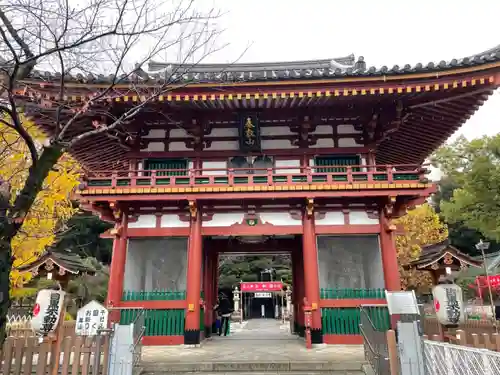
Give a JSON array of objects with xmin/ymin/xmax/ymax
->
[
  {"xmin": 31, "ymin": 289, "xmax": 65, "ymax": 335},
  {"xmin": 432, "ymin": 284, "xmax": 465, "ymax": 325}
]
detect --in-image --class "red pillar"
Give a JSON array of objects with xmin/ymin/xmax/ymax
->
[
  {"xmin": 379, "ymin": 213, "xmax": 402, "ymax": 291},
  {"xmin": 184, "ymin": 204, "xmax": 202, "ymax": 344},
  {"xmin": 302, "ymin": 207, "xmax": 322, "ymax": 344},
  {"xmin": 106, "ymin": 213, "xmax": 128, "ymax": 324}
]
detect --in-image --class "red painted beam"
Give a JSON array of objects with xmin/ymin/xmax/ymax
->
[
  {"xmin": 323, "ymin": 334, "xmax": 364, "ymax": 345},
  {"xmin": 117, "ymin": 300, "xmax": 186, "ymax": 309},
  {"xmin": 141, "ymin": 335, "xmax": 184, "ymax": 346},
  {"xmin": 79, "ymin": 187, "xmax": 435, "ymax": 202},
  {"xmin": 319, "ymin": 299, "xmax": 386, "ymax": 308},
  {"xmin": 123, "ymin": 224, "xmax": 381, "ymax": 238}
]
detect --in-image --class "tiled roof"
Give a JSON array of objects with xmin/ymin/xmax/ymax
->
[
  {"xmin": 403, "ymin": 239, "xmax": 483, "ymax": 270},
  {"xmin": 16, "ymin": 250, "xmax": 96, "ymax": 275},
  {"xmin": 21, "ymin": 44, "xmax": 500, "ymax": 84}
]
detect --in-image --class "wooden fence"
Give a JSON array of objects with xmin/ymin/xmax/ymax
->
[
  {"xmin": 6, "ymin": 321, "xmax": 77, "ymax": 345},
  {"xmin": 1, "ymin": 332, "xmax": 109, "ymax": 375},
  {"xmin": 424, "ymin": 317, "xmax": 500, "ymax": 351}
]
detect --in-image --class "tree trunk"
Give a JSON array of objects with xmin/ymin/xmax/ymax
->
[
  {"xmin": 0, "ymin": 144, "xmax": 64, "ymax": 344},
  {"xmin": 0, "ymin": 240, "xmax": 13, "ymax": 343}
]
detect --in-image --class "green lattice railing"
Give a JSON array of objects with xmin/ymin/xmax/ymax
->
[
  {"xmin": 322, "ymin": 305, "xmax": 390, "ymax": 335},
  {"xmin": 120, "ymin": 308, "xmax": 185, "ymax": 336},
  {"xmin": 122, "ymin": 290, "xmax": 186, "ymax": 301},
  {"xmin": 122, "ymin": 290, "xmax": 205, "ymax": 301},
  {"xmin": 320, "ymin": 288, "xmax": 385, "ymax": 299}
]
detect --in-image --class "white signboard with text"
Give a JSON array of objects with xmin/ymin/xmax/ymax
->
[
  {"xmin": 75, "ymin": 300, "xmax": 108, "ymax": 336},
  {"xmin": 31, "ymin": 289, "xmax": 65, "ymax": 335},
  {"xmin": 254, "ymin": 292, "xmax": 272, "ymax": 298}
]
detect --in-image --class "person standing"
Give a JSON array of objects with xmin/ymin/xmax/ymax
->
[{"xmin": 216, "ymin": 295, "xmax": 233, "ymax": 336}]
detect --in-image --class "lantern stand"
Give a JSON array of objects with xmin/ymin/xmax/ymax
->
[
  {"xmin": 16, "ymin": 249, "xmax": 96, "ymax": 375},
  {"xmin": 402, "ymin": 239, "xmax": 483, "ymax": 341}
]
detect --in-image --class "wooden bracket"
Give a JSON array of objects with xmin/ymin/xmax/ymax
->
[
  {"xmin": 109, "ymin": 224, "xmax": 123, "ymax": 237},
  {"xmin": 382, "ymin": 196, "xmax": 397, "ymax": 232},
  {"xmin": 305, "ymin": 198, "xmax": 314, "ymax": 218},
  {"xmin": 109, "ymin": 202, "xmax": 122, "ymax": 221},
  {"xmin": 188, "ymin": 200, "xmax": 197, "ymax": 219}
]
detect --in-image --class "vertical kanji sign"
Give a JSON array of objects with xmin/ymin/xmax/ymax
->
[
  {"xmin": 75, "ymin": 300, "xmax": 108, "ymax": 336},
  {"xmin": 432, "ymin": 284, "xmax": 465, "ymax": 325},
  {"xmin": 31, "ymin": 289, "xmax": 66, "ymax": 335}
]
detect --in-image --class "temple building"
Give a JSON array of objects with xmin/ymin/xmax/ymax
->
[{"xmin": 19, "ymin": 45, "xmax": 500, "ymax": 345}]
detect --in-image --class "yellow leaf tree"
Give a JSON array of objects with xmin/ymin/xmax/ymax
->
[
  {"xmin": 395, "ymin": 204, "xmax": 448, "ymax": 291},
  {"xmin": 0, "ymin": 120, "xmax": 79, "ymax": 291}
]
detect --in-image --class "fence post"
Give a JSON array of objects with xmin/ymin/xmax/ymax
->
[
  {"xmin": 456, "ymin": 329, "xmax": 467, "ymax": 346},
  {"xmin": 386, "ymin": 330, "xmax": 400, "ymax": 375},
  {"xmin": 482, "ymin": 350, "xmax": 493, "ymax": 375}
]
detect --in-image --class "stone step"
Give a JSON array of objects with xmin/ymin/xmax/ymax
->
[
  {"xmin": 139, "ymin": 360, "xmax": 366, "ymax": 373},
  {"xmin": 141, "ymin": 372, "xmax": 364, "ymax": 375}
]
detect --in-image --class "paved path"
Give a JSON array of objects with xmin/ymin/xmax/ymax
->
[{"xmin": 141, "ymin": 319, "xmax": 365, "ymax": 363}]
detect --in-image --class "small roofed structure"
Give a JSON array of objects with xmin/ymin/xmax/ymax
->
[
  {"xmin": 17, "ymin": 250, "xmax": 96, "ymax": 287},
  {"xmin": 403, "ymin": 239, "xmax": 483, "ymax": 284}
]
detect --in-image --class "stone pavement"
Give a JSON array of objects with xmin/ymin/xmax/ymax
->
[{"xmin": 141, "ymin": 319, "xmax": 365, "ymax": 363}]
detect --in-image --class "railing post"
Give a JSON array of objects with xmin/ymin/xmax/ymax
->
[
  {"xmin": 387, "ymin": 165, "xmax": 394, "ymax": 184},
  {"xmin": 151, "ymin": 170, "xmax": 156, "ymax": 187},
  {"xmin": 111, "ymin": 172, "xmax": 118, "ymax": 188},
  {"xmin": 346, "ymin": 166, "xmax": 353, "ymax": 183},
  {"xmin": 228, "ymin": 168, "xmax": 234, "ymax": 185},
  {"xmin": 267, "ymin": 168, "xmax": 273, "ymax": 185},
  {"xmin": 387, "ymin": 330, "xmax": 400, "ymax": 375},
  {"xmin": 305, "ymin": 166, "xmax": 312, "ymax": 184}
]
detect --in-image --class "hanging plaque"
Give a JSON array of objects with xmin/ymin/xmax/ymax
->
[{"xmin": 238, "ymin": 114, "xmax": 261, "ymax": 152}]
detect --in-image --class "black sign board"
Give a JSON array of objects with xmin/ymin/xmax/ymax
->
[{"xmin": 238, "ymin": 114, "xmax": 261, "ymax": 152}]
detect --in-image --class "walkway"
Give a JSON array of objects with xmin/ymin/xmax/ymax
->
[{"xmin": 141, "ymin": 319, "xmax": 365, "ymax": 363}]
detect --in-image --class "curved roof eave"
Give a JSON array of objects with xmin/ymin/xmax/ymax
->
[{"xmin": 19, "ymin": 44, "xmax": 500, "ymax": 86}]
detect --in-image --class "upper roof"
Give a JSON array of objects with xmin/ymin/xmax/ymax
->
[
  {"xmin": 403, "ymin": 239, "xmax": 483, "ymax": 271},
  {"xmin": 16, "ymin": 250, "xmax": 96, "ymax": 277},
  {"xmin": 21, "ymin": 44, "xmax": 500, "ymax": 84}
]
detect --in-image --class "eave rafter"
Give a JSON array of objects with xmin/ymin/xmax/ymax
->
[{"xmin": 17, "ymin": 66, "xmax": 499, "ymax": 169}]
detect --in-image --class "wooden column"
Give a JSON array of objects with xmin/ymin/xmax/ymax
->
[
  {"xmin": 379, "ymin": 212, "xmax": 402, "ymax": 291},
  {"xmin": 106, "ymin": 212, "xmax": 128, "ymax": 323},
  {"xmin": 184, "ymin": 202, "xmax": 202, "ymax": 344},
  {"xmin": 302, "ymin": 201, "xmax": 322, "ymax": 344}
]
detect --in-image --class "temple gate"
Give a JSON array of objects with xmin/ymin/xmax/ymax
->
[{"xmin": 18, "ymin": 46, "xmax": 500, "ymax": 346}]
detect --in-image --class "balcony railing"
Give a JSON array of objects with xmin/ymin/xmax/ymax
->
[{"xmin": 81, "ymin": 164, "xmax": 429, "ymax": 190}]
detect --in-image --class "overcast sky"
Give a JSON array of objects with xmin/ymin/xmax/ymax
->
[{"xmin": 200, "ymin": 0, "xmax": 499, "ymax": 143}]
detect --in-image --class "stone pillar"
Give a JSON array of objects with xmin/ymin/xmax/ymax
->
[
  {"xmin": 233, "ymin": 287, "xmax": 240, "ymax": 312},
  {"xmin": 184, "ymin": 202, "xmax": 202, "ymax": 344},
  {"xmin": 302, "ymin": 199, "xmax": 322, "ymax": 344},
  {"xmin": 106, "ymin": 212, "xmax": 128, "ymax": 323},
  {"xmin": 379, "ymin": 209, "xmax": 402, "ymax": 291},
  {"xmin": 286, "ymin": 288, "xmax": 292, "ymax": 317}
]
